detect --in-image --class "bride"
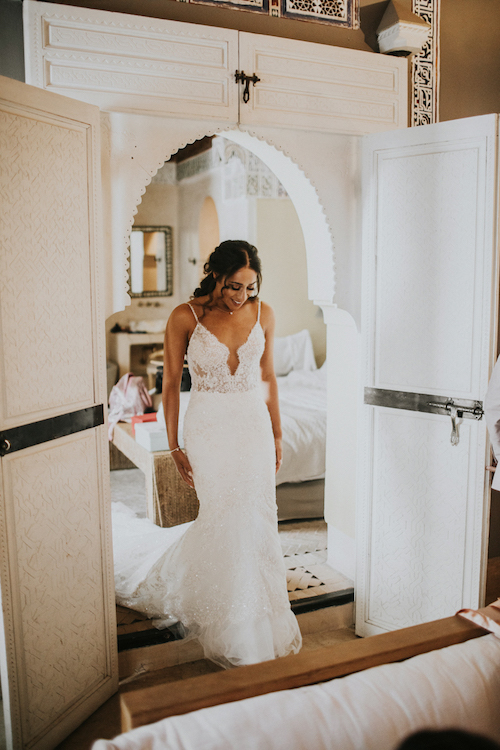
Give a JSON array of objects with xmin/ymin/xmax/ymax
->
[{"xmin": 112, "ymin": 240, "xmax": 302, "ymax": 668}]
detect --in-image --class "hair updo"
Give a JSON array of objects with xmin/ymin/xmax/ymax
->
[{"xmin": 192, "ymin": 240, "xmax": 262, "ymax": 303}]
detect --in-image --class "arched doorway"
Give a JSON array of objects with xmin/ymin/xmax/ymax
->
[
  {"xmin": 108, "ymin": 121, "xmax": 358, "ymax": 580},
  {"xmin": 107, "ymin": 122, "xmax": 336, "ymax": 314}
]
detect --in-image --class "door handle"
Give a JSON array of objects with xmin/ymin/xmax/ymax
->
[
  {"xmin": 427, "ymin": 400, "xmax": 484, "ymax": 446},
  {"xmin": 363, "ymin": 389, "xmax": 484, "ymax": 449},
  {"xmin": 449, "ymin": 404, "xmax": 459, "ymax": 446}
]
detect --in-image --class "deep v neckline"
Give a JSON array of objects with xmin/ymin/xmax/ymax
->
[{"xmin": 195, "ymin": 320, "xmax": 260, "ymax": 377}]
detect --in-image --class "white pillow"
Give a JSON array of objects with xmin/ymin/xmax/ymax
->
[{"xmin": 274, "ymin": 330, "xmax": 317, "ymax": 376}]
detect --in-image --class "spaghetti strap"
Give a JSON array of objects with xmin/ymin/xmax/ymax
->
[
  {"xmin": 187, "ymin": 303, "xmax": 199, "ymax": 323},
  {"xmin": 257, "ymin": 299, "xmax": 261, "ymax": 323}
]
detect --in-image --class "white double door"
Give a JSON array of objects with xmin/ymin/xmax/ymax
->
[
  {"xmin": 356, "ymin": 114, "xmax": 499, "ymax": 637},
  {"xmin": 1, "ymin": 74, "xmax": 498, "ymax": 745}
]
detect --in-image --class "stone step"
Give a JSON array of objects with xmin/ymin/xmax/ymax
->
[
  {"xmin": 295, "ymin": 592, "xmax": 354, "ymax": 635},
  {"xmin": 118, "ymin": 592, "xmax": 355, "ymax": 682}
]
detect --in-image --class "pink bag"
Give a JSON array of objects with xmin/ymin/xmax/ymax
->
[{"xmin": 108, "ymin": 373, "xmax": 153, "ymax": 440}]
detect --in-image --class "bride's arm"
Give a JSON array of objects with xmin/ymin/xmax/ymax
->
[
  {"xmin": 163, "ymin": 306, "xmax": 195, "ymax": 488},
  {"xmin": 260, "ymin": 302, "xmax": 283, "ymax": 473}
]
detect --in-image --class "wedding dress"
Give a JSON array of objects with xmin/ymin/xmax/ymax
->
[{"xmin": 112, "ymin": 300, "xmax": 302, "ymax": 668}]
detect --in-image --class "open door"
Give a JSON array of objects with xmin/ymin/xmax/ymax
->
[
  {"xmin": 0, "ymin": 77, "xmax": 117, "ymax": 748},
  {"xmin": 356, "ymin": 114, "xmax": 499, "ymax": 638}
]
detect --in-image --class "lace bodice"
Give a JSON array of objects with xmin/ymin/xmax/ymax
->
[{"xmin": 187, "ymin": 303, "xmax": 265, "ymax": 393}]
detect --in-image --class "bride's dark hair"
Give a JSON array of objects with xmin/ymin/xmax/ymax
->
[{"xmin": 192, "ymin": 240, "xmax": 262, "ymax": 303}]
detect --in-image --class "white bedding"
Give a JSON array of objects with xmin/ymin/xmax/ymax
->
[
  {"xmin": 276, "ymin": 367, "xmax": 327, "ymax": 484},
  {"xmin": 93, "ymin": 633, "xmax": 500, "ymax": 750},
  {"xmin": 158, "ymin": 366, "xmax": 327, "ymax": 486}
]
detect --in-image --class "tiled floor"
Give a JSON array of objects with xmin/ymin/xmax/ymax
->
[
  {"xmin": 110, "ymin": 468, "xmax": 148, "ymax": 518},
  {"xmin": 279, "ymin": 519, "xmax": 352, "ymax": 600}
]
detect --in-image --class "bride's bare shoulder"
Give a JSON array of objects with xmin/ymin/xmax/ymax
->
[
  {"xmin": 259, "ymin": 301, "xmax": 275, "ymax": 327},
  {"xmin": 168, "ymin": 302, "xmax": 200, "ymax": 329}
]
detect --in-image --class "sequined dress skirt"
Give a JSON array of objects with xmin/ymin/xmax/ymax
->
[{"xmin": 112, "ymin": 387, "xmax": 302, "ymax": 668}]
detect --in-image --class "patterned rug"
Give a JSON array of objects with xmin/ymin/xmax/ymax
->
[{"xmin": 279, "ymin": 520, "xmax": 352, "ymax": 601}]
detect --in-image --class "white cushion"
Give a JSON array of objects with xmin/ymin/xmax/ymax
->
[
  {"xmin": 274, "ymin": 330, "xmax": 317, "ymax": 376},
  {"xmin": 92, "ymin": 634, "xmax": 500, "ymax": 750}
]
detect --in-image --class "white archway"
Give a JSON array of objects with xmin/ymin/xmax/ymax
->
[
  {"xmin": 223, "ymin": 130, "xmax": 335, "ymax": 308},
  {"xmin": 105, "ymin": 114, "xmax": 336, "ymax": 316}
]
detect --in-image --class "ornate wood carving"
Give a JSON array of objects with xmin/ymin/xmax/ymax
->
[
  {"xmin": 411, "ymin": 0, "xmax": 440, "ymax": 124},
  {"xmin": 280, "ymin": 0, "xmax": 357, "ymax": 26},
  {"xmin": 187, "ymin": 0, "xmax": 358, "ymax": 26}
]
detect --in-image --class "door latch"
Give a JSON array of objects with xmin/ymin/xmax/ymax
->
[
  {"xmin": 0, "ymin": 436, "xmax": 11, "ymax": 457},
  {"xmin": 235, "ymin": 70, "xmax": 260, "ymax": 104},
  {"xmin": 427, "ymin": 400, "xmax": 484, "ymax": 446}
]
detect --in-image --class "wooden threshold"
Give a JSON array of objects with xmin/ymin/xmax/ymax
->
[{"xmin": 120, "ymin": 603, "xmax": 500, "ymax": 732}]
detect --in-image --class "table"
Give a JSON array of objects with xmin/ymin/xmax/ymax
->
[{"xmin": 111, "ymin": 422, "xmax": 199, "ymax": 527}]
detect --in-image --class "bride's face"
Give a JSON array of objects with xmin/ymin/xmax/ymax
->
[{"xmin": 216, "ymin": 267, "xmax": 258, "ymax": 313}]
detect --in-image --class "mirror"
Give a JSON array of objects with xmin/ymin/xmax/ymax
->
[
  {"xmin": 109, "ymin": 135, "xmax": 335, "ymax": 664},
  {"xmin": 129, "ymin": 227, "xmax": 173, "ymax": 297}
]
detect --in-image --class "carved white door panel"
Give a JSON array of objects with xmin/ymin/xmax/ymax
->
[
  {"xmin": 357, "ymin": 114, "xmax": 499, "ymax": 637},
  {"xmin": 0, "ymin": 76, "xmax": 117, "ymax": 749},
  {"xmin": 238, "ymin": 32, "xmax": 407, "ymax": 134},
  {"xmin": 24, "ymin": 0, "xmax": 238, "ymax": 122}
]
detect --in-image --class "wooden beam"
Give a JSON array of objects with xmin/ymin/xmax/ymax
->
[{"xmin": 120, "ymin": 604, "xmax": 500, "ymax": 731}]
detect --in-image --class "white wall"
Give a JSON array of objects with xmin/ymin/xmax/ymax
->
[
  {"xmin": 323, "ymin": 306, "xmax": 359, "ymax": 580},
  {"xmin": 256, "ymin": 199, "xmax": 326, "ymax": 366},
  {"xmin": 177, "ymin": 169, "xmax": 224, "ymax": 301}
]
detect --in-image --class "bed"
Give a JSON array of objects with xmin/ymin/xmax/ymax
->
[{"xmin": 92, "ymin": 602, "xmax": 500, "ymax": 749}]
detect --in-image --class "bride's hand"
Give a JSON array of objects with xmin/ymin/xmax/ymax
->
[
  {"xmin": 172, "ymin": 449, "xmax": 195, "ymax": 489},
  {"xmin": 275, "ymin": 437, "xmax": 283, "ymax": 474}
]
